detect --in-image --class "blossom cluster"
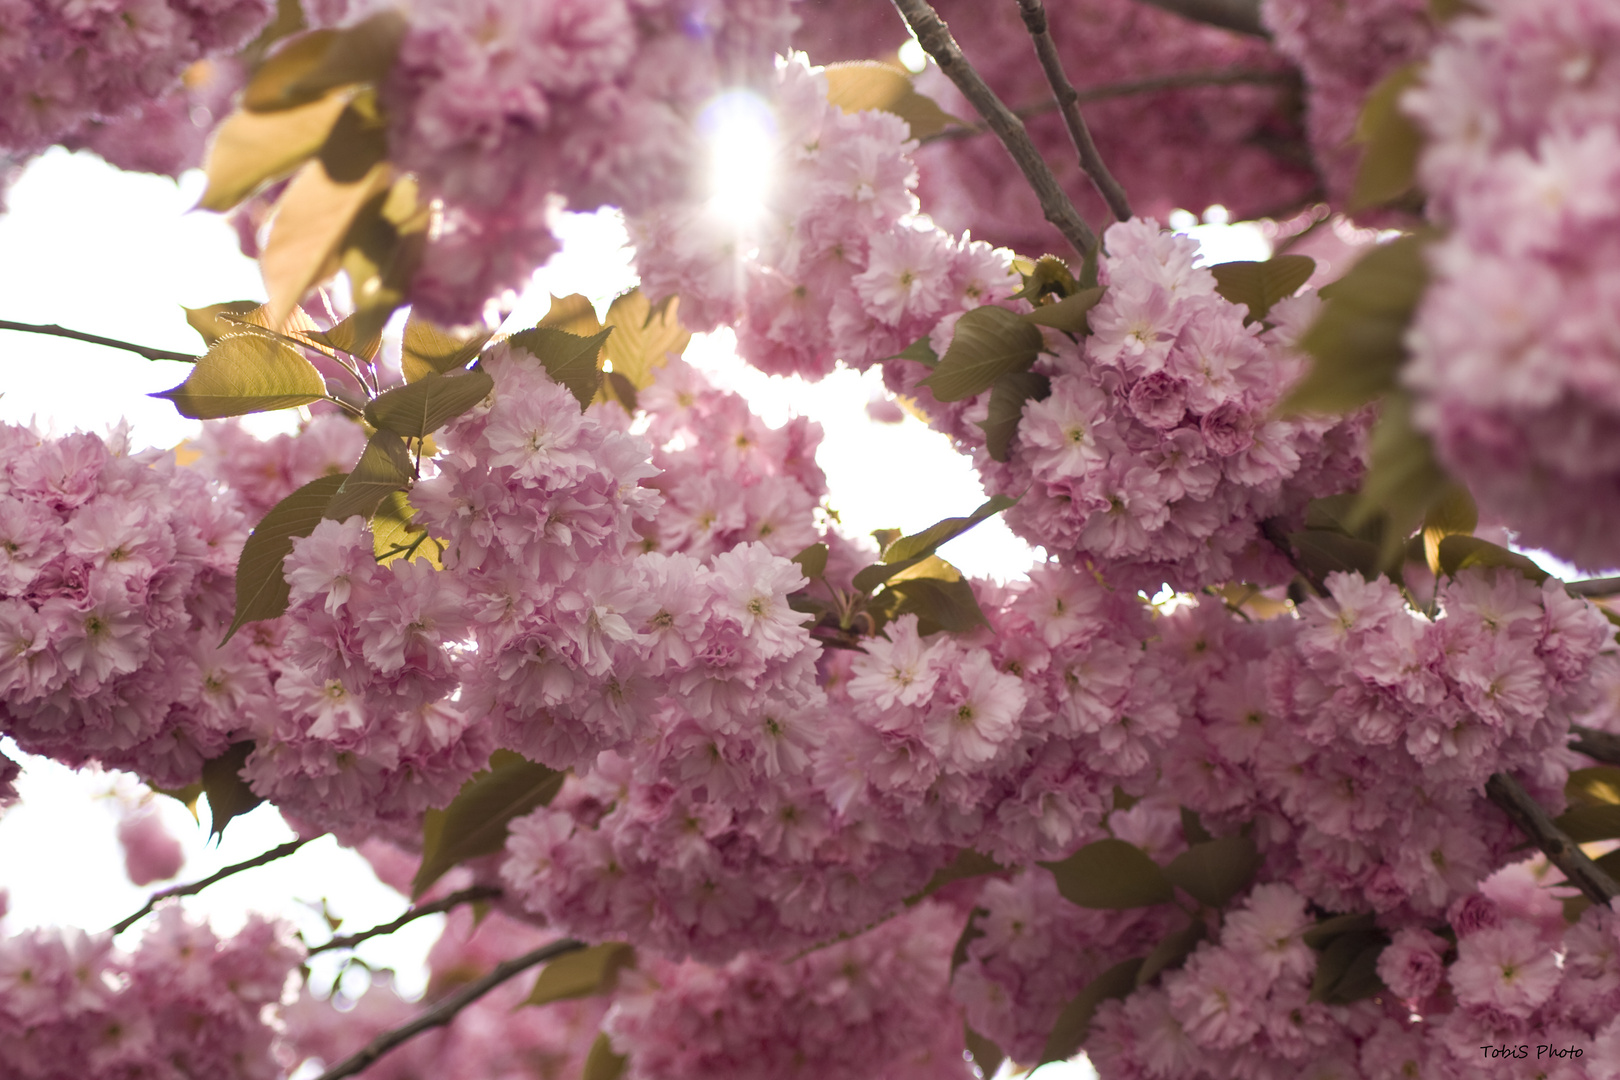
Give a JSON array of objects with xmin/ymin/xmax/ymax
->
[
  {"xmin": 0, "ymin": 907, "xmax": 301, "ymax": 1080},
  {"xmin": 1404, "ymin": 0, "xmax": 1620, "ymax": 570},
  {"xmin": 365, "ymin": 0, "xmax": 797, "ymax": 324},
  {"xmin": 0, "ymin": 422, "xmax": 270, "ymax": 788},
  {"xmin": 962, "ymin": 219, "xmax": 1367, "ymax": 591}
]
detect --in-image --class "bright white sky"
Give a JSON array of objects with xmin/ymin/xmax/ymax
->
[{"xmin": 0, "ymin": 146, "xmax": 1268, "ymax": 1075}]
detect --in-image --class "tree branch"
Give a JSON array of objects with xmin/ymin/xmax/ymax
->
[
  {"xmin": 0, "ymin": 319, "xmax": 197, "ymax": 363},
  {"xmin": 1567, "ymin": 576, "xmax": 1620, "ymax": 598},
  {"xmin": 1570, "ymin": 725, "xmax": 1620, "ymax": 768},
  {"xmin": 307, "ymin": 886, "xmax": 503, "ymax": 956},
  {"xmin": 311, "ymin": 938, "xmax": 588, "ymax": 1080},
  {"xmin": 890, "ymin": 0, "xmax": 1099, "ymax": 259},
  {"xmin": 1014, "ymin": 0, "xmax": 1132, "ymax": 222},
  {"xmin": 110, "ymin": 837, "xmax": 313, "ymax": 934},
  {"xmin": 1485, "ymin": 772, "xmax": 1619, "ymax": 906},
  {"xmin": 1130, "ymin": 0, "xmax": 1269, "ymax": 37}
]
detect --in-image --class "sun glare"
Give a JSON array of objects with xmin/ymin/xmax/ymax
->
[{"xmin": 698, "ymin": 89, "xmax": 778, "ymax": 225}]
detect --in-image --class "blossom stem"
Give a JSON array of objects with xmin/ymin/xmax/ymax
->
[
  {"xmin": 110, "ymin": 837, "xmax": 313, "ymax": 935},
  {"xmin": 1014, "ymin": 0, "xmax": 1132, "ymax": 222},
  {"xmin": 0, "ymin": 319, "xmax": 197, "ymax": 363},
  {"xmin": 1485, "ymin": 772, "xmax": 1620, "ymax": 906},
  {"xmin": 1569, "ymin": 725, "xmax": 1620, "ymax": 768},
  {"xmin": 1129, "ymin": 0, "xmax": 1269, "ymax": 38},
  {"xmin": 307, "ymin": 886, "xmax": 503, "ymax": 956},
  {"xmin": 310, "ymin": 938, "xmax": 588, "ymax": 1080},
  {"xmin": 890, "ymin": 0, "xmax": 1100, "ymax": 258}
]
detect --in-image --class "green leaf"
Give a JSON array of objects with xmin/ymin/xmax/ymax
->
[
  {"xmin": 886, "ymin": 336, "xmax": 938, "ymax": 368},
  {"xmin": 306, "ymin": 312, "xmax": 383, "ymax": 362},
  {"xmin": 201, "ymin": 741, "xmax": 262, "ymax": 839},
  {"xmin": 316, "ymin": 89, "xmax": 389, "ymax": 184},
  {"xmin": 365, "ymin": 368, "xmax": 494, "ymax": 438},
  {"xmin": 1163, "ymin": 835, "xmax": 1261, "ymax": 908},
  {"xmin": 791, "ymin": 542, "xmax": 829, "ymax": 580},
  {"xmin": 371, "ymin": 490, "xmax": 443, "ymax": 568},
  {"xmin": 341, "ymin": 177, "xmax": 429, "ymax": 349},
  {"xmin": 1351, "ymin": 392, "xmax": 1454, "ymax": 568},
  {"xmin": 852, "ymin": 495, "xmax": 1016, "ymax": 594},
  {"xmin": 198, "ymin": 91, "xmax": 351, "ymax": 211},
  {"xmin": 1436, "ymin": 535, "xmax": 1549, "ymax": 584},
  {"xmin": 1040, "ymin": 957, "xmax": 1143, "ymax": 1064},
  {"xmin": 1429, "ymin": 0, "xmax": 1482, "ymax": 20},
  {"xmin": 1554, "ymin": 804, "xmax": 1620, "ymax": 843},
  {"xmin": 582, "ymin": 1033, "xmax": 627, "ymax": 1080},
  {"xmin": 153, "ymin": 330, "xmax": 327, "ymax": 419},
  {"xmin": 1021, "ymin": 285, "xmax": 1106, "ymax": 334},
  {"xmin": 224, "ymin": 473, "xmax": 349, "ymax": 643},
  {"xmin": 413, "ymin": 751, "xmax": 567, "ymax": 897},
  {"xmin": 907, "ymin": 849, "xmax": 1003, "ymax": 906},
  {"xmin": 1180, "ymin": 807, "xmax": 1213, "ymax": 846},
  {"xmin": 978, "ymin": 371, "xmax": 1051, "ymax": 463},
  {"xmin": 1040, "ymin": 838, "xmax": 1176, "ymax": 909},
  {"xmin": 1210, "ymin": 255, "xmax": 1316, "ymax": 324},
  {"xmin": 1136, "ymin": 920, "xmax": 1207, "ymax": 987},
  {"xmin": 1287, "ymin": 530, "xmax": 1384, "ymax": 584},
  {"xmin": 602, "ymin": 289, "xmax": 691, "ymax": 390},
  {"xmin": 505, "ymin": 326, "xmax": 614, "ymax": 410},
  {"xmin": 401, "ymin": 312, "xmax": 490, "ymax": 383},
  {"xmin": 183, "ymin": 301, "xmax": 263, "ymax": 346},
  {"xmin": 1421, "ymin": 483, "xmax": 1478, "ymax": 575},
  {"xmin": 823, "ymin": 60, "xmax": 962, "ymax": 139},
  {"xmin": 920, "ymin": 306, "xmax": 1044, "ymax": 403},
  {"xmin": 964, "ymin": 1025, "xmax": 1004, "ymax": 1078},
  {"xmin": 523, "ymin": 943, "xmax": 636, "ymax": 1007},
  {"xmin": 1567, "ymin": 767, "xmax": 1620, "ymax": 809},
  {"xmin": 325, "ymin": 430, "xmax": 413, "ymax": 523},
  {"xmin": 884, "ymin": 576, "xmax": 988, "ymax": 635},
  {"xmin": 1351, "ymin": 63, "xmax": 1425, "ymax": 213},
  {"xmin": 241, "ymin": 28, "xmax": 342, "ymax": 111},
  {"xmin": 1011, "ymin": 255, "xmax": 1077, "ymax": 302},
  {"xmin": 1309, "ymin": 930, "xmax": 1388, "ymax": 1004},
  {"xmin": 1283, "ymin": 233, "xmax": 1431, "ymax": 416},
  {"xmin": 1303, "ymin": 911, "xmax": 1377, "ymax": 950},
  {"xmin": 261, "ymin": 157, "xmax": 394, "ymax": 328},
  {"xmin": 243, "ymin": 12, "xmax": 408, "ymax": 112}
]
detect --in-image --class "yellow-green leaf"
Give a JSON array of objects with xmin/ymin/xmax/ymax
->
[
  {"xmin": 242, "ymin": 28, "xmax": 341, "ymax": 111},
  {"xmin": 582, "ymin": 1033, "xmax": 627, "ymax": 1080},
  {"xmin": 852, "ymin": 495, "xmax": 1016, "ymax": 594},
  {"xmin": 602, "ymin": 289, "xmax": 691, "ymax": 389},
  {"xmin": 201, "ymin": 741, "xmax": 262, "ymax": 839},
  {"xmin": 183, "ymin": 300, "xmax": 262, "ymax": 346},
  {"xmin": 225, "ymin": 473, "xmax": 348, "ymax": 642},
  {"xmin": 152, "ymin": 781, "xmax": 204, "ymax": 822},
  {"xmin": 1436, "ymin": 535, "xmax": 1548, "ymax": 583},
  {"xmin": 325, "ymin": 430, "xmax": 413, "ymax": 523},
  {"xmin": 1136, "ymin": 920, "xmax": 1206, "ymax": 987},
  {"xmin": 365, "ymin": 368, "xmax": 494, "ymax": 439},
  {"xmin": 1011, "ymin": 254, "xmax": 1077, "ymax": 302},
  {"xmin": 882, "ymin": 576, "xmax": 987, "ymax": 635},
  {"xmin": 823, "ymin": 60, "xmax": 962, "ymax": 139},
  {"xmin": 537, "ymin": 292, "xmax": 603, "ymax": 336},
  {"xmin": 1021, "ymin": 286, "xmax": 1105, "ymax": 333},
  {"xmin": 1162, "ymin": 835, "xmax": 1261, "ymax": 909},
  {"xmin": 1210, "ymin": 255, "xmax": 1316, "ymax": 324},
  {"xmin": 413, "ymin": 751, "xmax": 567, "ymax": 897},
  {"xmin": 342, "ymin": 177, "xmax": 429, "ymax": 348},
  {"xmin": 1040, "ymin": 838, "xmax": 1176, "ymax": 909},
  {"xmin": 1040, "ymin": 957, "xmax": 1143, "ymax": 1064},
  {"xmin": 262, "ymin": 157, "xmax": 393, "ymax": 327},
  {"xmin": 198, "ymin": 91, "xmax": 350, "ymax": 212},
  {"xmin": 1554, "ymin": 804, "xmax": 1620, "ymax": 843},
  {"xmin": 977, "ymin": 370, "xmax": 1050, "ymax": 462},
  {"xmin": 1351, "ymin": 63, "xmax": 1424, "ymax": 212},
  {"xmin": 1567, "ymin": 767, "xmax": 1620, "ymax": 809},
  {"xmin": 523, "ymin": 943, "xmax": 636, "ymax": 1007},
  {"xmin": 243, "ymin": 12, "xmax": 407, "ymax": 112},
  {"xmin": 1421, "ymin": 483, "xmax": 1478, "ymax": 575},
  {"xmin": 402, "ymin": 312, "xmax": 490, "ymax": 383},
  {"xmin": 316, "ymin": 89, "xmax": 389, "ymax": 184},
  {"xmin": 306, "ymin": 312, "xmax": 383, "ymax": 362},
  {"xmin": 153, "ymin": 329, "xmax": 327, "ymax": 419},
  {"xmin": 505, "ymin": 326, "xmax": 614, "ymax": 410},
  {"xmin": 371, "ymin": 490, "xmax": 444, "ymax": 568},
  {"xmin": 921, "ymin": 306, "xmax": 1043, "ymax": 403}
]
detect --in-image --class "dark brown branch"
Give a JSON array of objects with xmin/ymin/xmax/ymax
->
[
  {"xmin": 1014, "ymin": 0, "xmax": 1132, "ymax": 222},
  {"xmin": 111, "ymin": 838, "xmax": 312, "ymax": 934},
  {"xmin": 1570, "ymin": 725, "xmax": 1620, "ymax": 768},
  {"xmin": 921, "ymin": 68, "xmax": 1296, "ymax": 144},
  {"xmin": 311, "ymin": 938, "xmax": 587, "ymax": 1080},
  {"xmin": 1486, "ymin": 772, "xmax": 1619, "ymax": 906},
  {"xmin": 307, "ymin": 886, "xmax": 503, "ymax": 956},
  {"xmin": 1130, "ymin": 0, "xmax": 1269, "ymax": 37},
  {"xmin": 0, "ymin": 319, "xmax": 197, "ymax": 363},
  {"xmin": 1567, "ymin": 576, "xmax": 1620, "ymax": 598},
  {"xmin": 891, "ymin": 0, "xmax": 1099, "ymax": 259}
]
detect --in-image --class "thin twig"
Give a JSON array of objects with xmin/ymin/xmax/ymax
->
[
  {"xmin": 922, "ymin": 67, "xmax": 1295, "ymax": 143},
  {"xmin": 111, "ymin": 837, "xmax": 313, "ymax": 934},
  {"xmin": 891, "ymin": 0, "xmax": 1098, "ymax": 259},
  {"xmin": 1570, "ymin": 725, "xmax": 1620, "ymax": 768},
  {"xmin": 1485, "ymin": 772, "xmax": 1619, "ymax": 906},
  {"xmin": 1130, "ymin": 0, "xmax": 1269, "ymax": 37},
  {"xmin": 1567, "ymin": 576, "xmax": 1620, "ymax": 598},
  {"xmin": 0, "ymin": 319, "xmax": 197, "ymax": 363},
  {"xmin": 311, "ymin": 938, "xmax": 587, "ymax": 1080},
  {"xmin": 307, "ymin": 886, "xmax": 503, "ymax": 956},
  {"xmin": 1014, "ymin": 0, "xmax": 1132, "ymax": 222}
]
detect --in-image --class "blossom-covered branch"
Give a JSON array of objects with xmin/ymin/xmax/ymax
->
[
  {"xmin": 110, "ymin": 838, "xmax": 312, "ymax": 934},
  {"xmin": 310, "ymin": 938, "xmax": 587, "ymax": 1080},
  {"xmin": 306, "ymin": 885, "xmax": 503, "ymax": 957},
  {"xmin": 0, "ymin": 319, "xmax": 198, "ymax": 363},
  {"xmin": 1014, "ymin": 0, "xmax": 1132, "ymax": 222},
  {"xmin": 1485, "ymin": 772, "xmax": 1620, "ymax": 906},
  {"xmin": 1131, "ymin": 0, "xmax": 1269, "ymax": 37},
  {"xmin": 889, "ymin": 0, "xmax": 1099, "ymax": 257}
]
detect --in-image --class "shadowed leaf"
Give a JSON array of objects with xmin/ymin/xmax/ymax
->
[
  {"xmin": 1567, "ymin": 767, "xmax": 1620, "ymax": 809},
  {"xmin": 201, "ymin": 742, "xmax": 262, "ymax": 839},
  {"xmin": 154, "ymin": 330, "xmax": 327, "ymax": 419},
  {"xmin": 261, "ymin": 157, "xmax": 393, "ymax": 327},
  {"xmin": 506, "ymin": 326, "xmax": 614, "ymax": 410},
  {"xmin": 1437, "ymin": 535, "xmax": 1548, "ymax": 583},
  {"xmin": 1163, "ymin": 835, "xmax": 1261, "ymax": 908},
  {"xmin": 1136, "ymin": 920, "xmax": 1206, "ymax": 987},
  {"xmin": 243, "ymin": 12, "xmax": 407, "ymax": 112},
  {"xmin": 582, "ymin": 1034, "xmax": 627, "ymax": 1080},
  {"xmin": 1040, "ymin": 838, "xmax": 1175, "ymax": 909},
  {"xmin": 977, "ymin": 370, "xmax": 1050, "ymax": 462},
  {"xmin": 1303, "ymin": 912, "xmax": 1377, "ymax": 950},
  {"xmin": 401, "ymin": 313, "xmax": 490, "ymax": 382},
  {"xmin": 1352, "ymin": 63, "xmax": 1424, "ymax": 212},
  {"xmin": 852, "ymin": 495, "xmax": 1016, "ymax": 594},
  {"xmin": 884, "ymin": 576, "xmax": 988, "ymax": 635},
  {"xmin": 1553, "ymin": 804, "xmax": 1620, "ymax": 843},
  {"xmin": 791, "ymin": 542, "xmax": 829, "ymax": 580},
  {"xmin": 1351, "ymin": 392, "xmax": 1453, "ymax": 568},
  {"xmin": 153, "ymin": 781, "xmax": 204, "ymax": 822},
  {"xmin": 886, "ymin": 336, "xmax": 938, "ymax": 368},
  {"xmin": 1011, "ymin": 255, "xmax": 1077, "ymax": 302},
  {"xmin": 1421, "ymin": 483, "xmax": 1478, "ymax": 575},
  {"xmin": 365, "ymin": 368, "xmax": 494, "ymax": 438},
  {"xmin": 225, "ymin": 473, "xmax": 348, "ymax": 642},
  {"xmin": 523, "ymin": 943, "xmax": 636, "ymax": 1007},
  {"xmin": 921, "ymin": 306, "xmax": 1043, "ymax": 403},
  {"xmin": 1287, "ymin": 530, "xmax": 1383, "ymax": 583},
  {"xmin": 1310, "ymin": 930, "xmax": 1388, "ymax": 1004},
  {"xmin": 324, "ymin": 430, "xmax": 413, "ymax": 523},
  {"xmin": 907, "ymin": 850, "xmax": 1003, "ymax": 906},
  {"xmin": 1210, "ymin": 256, "xmax": 1315, "ymax": 324},
  {"xmin": 964, "ymin": 1026, "xmax": 1004, "ymax": 1078},
  {"xmin": 824, "ymin": 61, "xmax": 962, "ymax": 138},
  {"xmin": 1022, "ymin": 286, "xmax": 1105, "ymax": 333},
  {"xmin": 413, "ymin": 751, "xmax": 567, "ymax": 897},
  {"xmin": 1041, "ymin": 957, "xmax": 1143, "ymax": 1064}
]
